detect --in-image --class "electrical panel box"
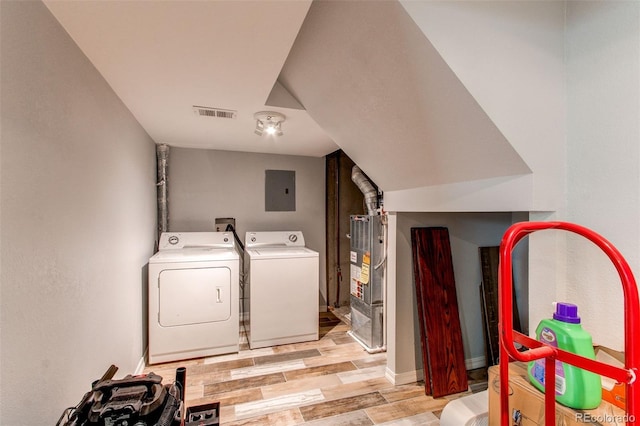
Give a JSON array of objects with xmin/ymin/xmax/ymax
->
[{"xmin": 265, "ymin": 170, "xmax": 295, "ymax": 212}]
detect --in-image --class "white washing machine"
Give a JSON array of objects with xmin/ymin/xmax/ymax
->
[
  {"xmin": 244, "ymin": 231, "xmax": 319, "ymax": 349},
  {"xmin": 148, "ymin": 232, "xmax": 239, "ymax": 364}
]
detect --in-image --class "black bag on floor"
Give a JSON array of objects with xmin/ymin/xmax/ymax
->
[{"xmin": 56, "ymin": 365, "xmax": 184, "ymax": 426}]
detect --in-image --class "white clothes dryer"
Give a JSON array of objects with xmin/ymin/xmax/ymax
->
[
  {"xmin": 148, "ymin": 232, "xmax": 239, "ymax": 364},
  {"xmin": 244, "ymin": 231, "xmax": 319, "ymax": 349}
]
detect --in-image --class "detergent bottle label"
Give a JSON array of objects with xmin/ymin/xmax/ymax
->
[{"xmin": 531, "ymin": 327, "xmax": 566, "ymax": 395}]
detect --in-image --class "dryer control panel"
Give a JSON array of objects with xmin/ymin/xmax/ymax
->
[{"xmin": 158, "ymin": 232, "xmax": 233, "ymax": 250}]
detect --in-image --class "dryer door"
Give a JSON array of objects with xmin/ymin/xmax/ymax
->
[{"xmin": 158, "ymin": 267, "xmax": 231, "ymax": 326}]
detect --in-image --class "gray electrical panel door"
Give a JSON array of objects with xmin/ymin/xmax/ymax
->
[{"xmin": 265, "ymin": 170, "xmax": 295, "ymax": 211}]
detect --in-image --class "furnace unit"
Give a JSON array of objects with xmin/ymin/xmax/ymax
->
[{"xmin": 349, "ymin": 215, "xmax": 385, "ymax": 352}]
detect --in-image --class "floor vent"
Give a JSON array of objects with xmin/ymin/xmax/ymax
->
[{"xmin": 193, "ymin": 106, "xmax": 237, "ymax": 119}]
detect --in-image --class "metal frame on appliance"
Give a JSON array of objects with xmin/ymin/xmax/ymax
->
[{"xmin": 499, "ymin": 221, "xmax": 639, "ymax": 425}]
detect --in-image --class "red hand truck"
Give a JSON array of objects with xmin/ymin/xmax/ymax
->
[{"xmin": 499, "ymin": 221, "xmax": 639, "ymax": 425}]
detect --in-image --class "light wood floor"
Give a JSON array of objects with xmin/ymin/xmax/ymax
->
[{"xmin": 144, "ymin": 312, "xmax": 485, "ymax": 425}]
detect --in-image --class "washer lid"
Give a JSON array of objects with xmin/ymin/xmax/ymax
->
[
  {"xmin": 246, "ymin": 246, "xmax": 318, "ymax": 259},
  {"xmin": 150, "ymin": 247, "xmax": 239, "ymax": 263}
]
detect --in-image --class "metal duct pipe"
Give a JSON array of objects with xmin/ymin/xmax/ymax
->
[
  {"xmin": 351, "ymin": 165, "xmax": 378, "ymax": 215},
  {"xmin": 156, "ymin": 144, "xmax": 169, "ymax": 235}
]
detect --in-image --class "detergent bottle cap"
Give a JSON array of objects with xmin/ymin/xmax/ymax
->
[{"xmin": 553, "ymin": 302, "xmax": 581, "ymax": 324}]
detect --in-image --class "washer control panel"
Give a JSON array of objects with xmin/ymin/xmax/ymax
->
[{"xmin": 245, "ymin": 231, "xmax": 305, "ymax": 248}]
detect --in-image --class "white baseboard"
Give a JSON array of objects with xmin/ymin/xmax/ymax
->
[
  {"xmin": 465, "ymin": 356, "xmax": 486, "ymax": 370},
  {"xmin": 385, "ymin": 367, "xmax": 424, "ymax": 385},
  {"xmin": 134, "ymin": 350, "xmax": 147, "ymax": 375},
  {"xmin": 384, "ymin": 357, "xmax": 484, "ymax": 387}
]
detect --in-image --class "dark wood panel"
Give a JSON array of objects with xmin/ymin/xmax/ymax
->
[
  {"xmin": 411, "ymin": 227, "xmax": 468, "ymax": 398},
  {"xmin": 479, "ymin": 246, "xmax": 500, "ymax": 367},
  {"xmin": 325, "ymin": 149, "xmax": 365, "ymax": 308},
  {"xmin": 410, "ymin": 230, "xmax": 432, "ymax": 396},
  {"xmin": 479, "ymin": 246, "xmax": 521, "ymax": 367}
]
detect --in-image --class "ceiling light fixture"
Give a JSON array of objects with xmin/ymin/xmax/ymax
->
[{"xmin": 254, "ymin": 111, "xmax": 286, "ymax": 136}]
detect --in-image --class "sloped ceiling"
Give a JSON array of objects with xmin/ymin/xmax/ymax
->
[
  {"xmin": 276, "ymin": 0, "xmax": 531, "ymax": 192},
  {"xmin": 45, "ymin": 0, "xmax": 535, "ymax": 197},
  {"xmin": 44, "ymin": 0, "xmax": 338, "ymax": 157}
]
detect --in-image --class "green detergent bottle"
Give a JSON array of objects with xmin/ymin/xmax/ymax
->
[{"xmin": 527, "ymin": 302, "xmax": 602, "ymax": 409}]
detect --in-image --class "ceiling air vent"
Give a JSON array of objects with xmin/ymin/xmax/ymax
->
[{"xmin": 193, "ymin": 106, "xmax": 237, "ymax": 119}]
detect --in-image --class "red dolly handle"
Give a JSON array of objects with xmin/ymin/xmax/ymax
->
[{"xmin": 499, "ymin": 221, "xmax": 640, "ymax": 425}]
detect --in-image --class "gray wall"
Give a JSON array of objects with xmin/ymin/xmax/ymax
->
[
  {"xmin": 0, "ymin": 2, "xmax": 157, "ymax": 423},
  {"xmin": 167, "ymin": 147, "xmax": 327, "ymax": 308}
]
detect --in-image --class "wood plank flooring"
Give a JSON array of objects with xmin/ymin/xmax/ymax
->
[{"xmin": 144, "ymin": 312, "xmax": 485, "ymax": 425}]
